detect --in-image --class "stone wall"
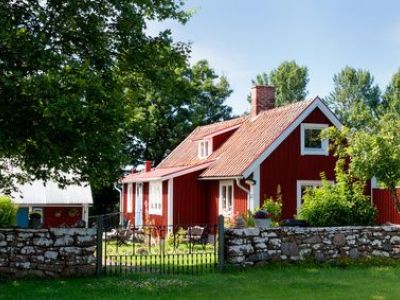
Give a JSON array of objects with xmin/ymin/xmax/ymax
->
[
  {"xmin": 0, "ymin": 228, "xmax": 97, "ymax": 278},
  {"xmin": 225, "ymin": 226, "xmax": 400, "ymax": 266}
]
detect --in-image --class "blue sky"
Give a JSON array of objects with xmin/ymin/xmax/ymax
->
[{"xmin": 149, "ymin": 0, "xmax": 400, "ymax": 115}]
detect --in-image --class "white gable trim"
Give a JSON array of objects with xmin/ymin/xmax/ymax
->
[{"xmin": 242, "ymin": 97, "xmax": 342, "ymax": 178}]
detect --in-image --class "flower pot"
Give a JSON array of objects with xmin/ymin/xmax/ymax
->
[{"xmin": 254, "ymin": 218, "xmax": 271, "ymax": 228}]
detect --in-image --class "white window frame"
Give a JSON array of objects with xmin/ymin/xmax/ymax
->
[
  {"xmin": 300, "ymin": 123, "xmax": 329, "ymax": 156},
  {"xmin": 149, "ymin": 181, "xmax": 163, "ymax": 215},
  {"xmin": 219, "ymin": 180, "xmax": 234, "ymax": 217},
  {"xmin": 127, "ymin": 183, "xmax": 133, "ymax": 213},
  {"xmin": 296, "ymin": 180, "xmax": 333, "ymax": 212},
  {"xmin": 198, "ymin": 139, "xmax": 212, "ymax": 159}
]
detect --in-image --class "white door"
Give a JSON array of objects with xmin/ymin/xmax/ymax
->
[{"xmin": 135, "ymin": 183, "xmax": 143, "ymax": 227}]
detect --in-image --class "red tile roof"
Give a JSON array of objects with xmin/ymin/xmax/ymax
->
[
  {"xmin": 122, "ymin": 98, "xmax": 324, "ymax": 183},
  {"xmin": 157, "ymin": 117, "xmax": 246, "ymax": 168},
  {"xmin": 122, "ymin": 161, "xmax": 213, "ymax": 183},
  {"xmin": 200, "ymin": 99, "xmax": 316, "ymax": 178}
]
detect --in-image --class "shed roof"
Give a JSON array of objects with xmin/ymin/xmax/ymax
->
[{"xmin": 10, "ymin": 180, "xmax": 93, "ymax": 206}]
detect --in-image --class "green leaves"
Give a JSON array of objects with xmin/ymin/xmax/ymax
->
[
  {"xmin": 0, "ymin": 0, "xmax": 190, "ymax": 191},
  {"xmin": 247, "ymin": 60, "xmax": 309, "ymax": 107}
]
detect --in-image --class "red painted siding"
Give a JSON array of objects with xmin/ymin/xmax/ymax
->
[
  {"xmin": 234, "ymin": 180, "xmax": 248, "ymax": 218},
  {"xmin": 43, "ymin": 207, "xmax": 82, "ymax": 228},
  {"xmin": 260, "ymin": 108, "xmax": 337, "ymax": 219},
  {"xmin": 208, "ymin": 180, "xmax": 219, "ymax": 226},
  {"xmin": 212, "ymin": 129, "xmax": 237, "ymax": 152},
  {"xmin": 122, "ymin": 183, "xmax": 136, "ymax": 225},
  {"xmin": 373, "ymin": 189, "xmax": 400, "ymax": 224},
  {"xmin": 173, "ymin": 170, "xmax": 208, "ymax": 226}
]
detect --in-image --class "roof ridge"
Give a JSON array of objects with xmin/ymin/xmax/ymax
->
[{"xmin": 197, "ymin": 116, "xmax": 246, "ymax": 129}]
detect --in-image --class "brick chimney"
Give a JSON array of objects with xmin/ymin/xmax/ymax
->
[
  {"xmin": 144, "ymin": 161, "xmax": 152, "ymax": 172},
  {"xmin": 250, "ymin": 85, "xmax": 276, "ymax": 118}
]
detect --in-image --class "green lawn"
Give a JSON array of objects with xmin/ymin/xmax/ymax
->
[{"xmin": 2, "ymin": 265, "xmax": 400, "ymax": 300}]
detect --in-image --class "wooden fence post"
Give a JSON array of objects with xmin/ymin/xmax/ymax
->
[
  {"xmin": 218, "ymin": 214, "xmax": 225, "ymax": 272},
  {"xmin": 96, "ymin": 215, "xmax": 104, "ymax": 275}
]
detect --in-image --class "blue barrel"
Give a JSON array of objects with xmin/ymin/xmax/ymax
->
[{"xmin": 16, "ymin": 207, "xmax": 29, "ymax": 228}]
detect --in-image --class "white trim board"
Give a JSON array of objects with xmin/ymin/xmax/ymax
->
[{"xmin": 242, "ymin": 97, "xmax": 342, "ymax": 178}]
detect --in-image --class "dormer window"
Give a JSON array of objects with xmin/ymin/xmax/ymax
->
[
  {"xmin": 198, "ymin": 140, "xmax": 211, "ymax": 159},
  {"xmin": 300, "ymin": 123, "xmax": 329, "ymax": 156}
]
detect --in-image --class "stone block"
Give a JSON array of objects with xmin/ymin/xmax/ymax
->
[
  {"xmin": 33, "ymin": 237, "xmax": 53, "ymax": 247},
  {"xmin": 303, "ymin": 235, "xmax": 321, "ymax": 244},
  {"xmin": 44, "ymin": 251, "xmax": 59, "ymax": 260},
  {"xmin": 282, "ymin": 242, "xmax": 299, "ymax": 257},
  {"xmin": 75, "ymin": 235, "xmax": 96, "ymax": 247},
  {"xmin": 54, "ymin": 235, "xmax": 74, "ymax": 247},
  {"xmin": 333, "ymin": 234, "xmax": 346, "ymax": 246},
  {"xmin": 243, "ymin": 228, "xmax": 260, "ymax": 237},
  {"xmin": 247, "ymin": 252, "xmax": 268, "ymax": 262},
  {"xmin": 20, "ymin": 246, "xmax": 35, "ymax": 255}
]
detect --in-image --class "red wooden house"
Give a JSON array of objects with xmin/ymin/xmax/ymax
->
[{"xmin": 121, "ymin": 86, "xmax": 342, "ymax": 227}]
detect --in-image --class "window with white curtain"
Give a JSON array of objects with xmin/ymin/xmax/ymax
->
[
  {"xmin": 127, "ymin": 183, "xmax": 133, "ymax": 213},
  {"xmin": 149, "ymin": 181, "xmax": 163, "ymax": 215}
]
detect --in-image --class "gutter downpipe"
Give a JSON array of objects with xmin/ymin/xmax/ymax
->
[
  {"xmin": 114, "ymin": 182, "xmax": 123, "ymax": 226},
  {"xmin": 235, "ymin": 177, "xmax": 250, "ymax": 194}
]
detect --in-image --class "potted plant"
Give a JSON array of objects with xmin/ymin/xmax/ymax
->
[{"xmin": 253, "ymin": 208, "xmax": 272, "ymax": 228}]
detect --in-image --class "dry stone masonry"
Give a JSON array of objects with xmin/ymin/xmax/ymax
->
[
  {"xmin": 225, "ymin": 226, "xmax": 400, "ymax": 266},
  {"xmin": 0, "ymin": 228, "xmax": 97, "ymax": 278}
]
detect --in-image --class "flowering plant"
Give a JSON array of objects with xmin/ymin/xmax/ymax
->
[{"xmin": 253, "ymin": 208, "xmax": 272, "ymax": 219}]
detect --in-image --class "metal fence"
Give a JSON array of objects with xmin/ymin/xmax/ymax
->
[{"xmin": 94, "ymin": 214, "xmax": 225, "ymax": 276}]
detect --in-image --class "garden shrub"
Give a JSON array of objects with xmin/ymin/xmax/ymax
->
[
  {"xmin": 298, "ymin": 171, "xmax": 376, "ymax": 227},
  {"xmin": 0, "ymin": 195, "xmax": 17, "ymax": 228}
]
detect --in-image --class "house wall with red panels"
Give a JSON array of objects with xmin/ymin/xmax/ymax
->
[
  {"xmin": 373, "ymin": 188, "xmax": 400, "ymax": 224},
  {"xmin": 259, "ymin": 108, "xmax": 337, "ymax": 219},
  {"xmin": 212, "ymin": 129, "xmax": 237, "ymax": 152},
  {"xmin": 207, "ymin": 180, "xmax": 219, "ymax": 226},
  {"xmin": 173, "ymin": 170, "xmax": 208, "ymax": 226},
  {"xmin": 43, "ymin": 207, "xmax": 82, "ymax": 228},
  {"xmin": 142, "ymin": 181, "xmax": 168, "ymax": 227},
  {"xmin": 234, "ymin": 180, "xmax": 249, "ymax": 218},
  {"xmin": 121, "ymin": 183, "xmax": 136, "ymax": 225}
]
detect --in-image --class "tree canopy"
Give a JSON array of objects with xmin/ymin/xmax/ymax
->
[
  {"xmin": 247, "ymin": 60, "xmax": 309, "ymax": 107},
  {"xmin": 127, "ymin": 60, "xmax": 233, "ymax": 166},
  {"xmin": 326, "ymin": 67, "xmax": 381, "ymax": 129},
  {"xmin": 0, "ymin": 0, "xmax": 191, "ymax": 192}
]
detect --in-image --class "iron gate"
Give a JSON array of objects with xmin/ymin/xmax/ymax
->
[{"xmin": 94, "ymin": 214, "xmax": 224, "ymax": 275}]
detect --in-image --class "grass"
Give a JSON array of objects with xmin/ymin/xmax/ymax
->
[{"xmin": 2, "ymin": 264, "xmax": 400, "ymax": 299}]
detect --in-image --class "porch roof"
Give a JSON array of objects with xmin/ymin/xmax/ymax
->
[{"xmin": 122, "ymin": 162, "xmax": 212, "ymax": 183}]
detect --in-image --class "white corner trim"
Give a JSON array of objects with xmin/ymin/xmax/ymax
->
[
  {"xmin": 242, "ymin": 98, "xmax": 342, "ymax": 178},
  {"xmin": 252, "ymin": 165, "xmax": 260, "ymax": 211},
  {"xmin": 300, "ymin": 123, "xmax": 329, "ymax": 156},
  {"xmin": 219, "ymin": 180, "xmax": 234, "ymax": 217},
  {"xmin": 167, "ymin": 178, "xmax": 174, "ymax": 226}
]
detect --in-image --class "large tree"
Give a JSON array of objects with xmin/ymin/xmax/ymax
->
[
  {"xmin": 325, "ymin": 69, "xmax": 400, "ymax": 211},
  {"xmin": 248, "ymin": 61, "xmax": 309, "ymax": 107},
  {"xmin": 127, "ymin": 60, "xmax": 233, "ymax": 166},
  {"xmin": 0, "ymin": 0, "xmax": 190, "ymax": 193},
  {"xmin": 326, "ymin": 67, "xmax": 381, "ymax": 129}
]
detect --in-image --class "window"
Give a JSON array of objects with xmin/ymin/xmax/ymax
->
[
  {"xmin": 300, "ymin": 123, "xmax": 329, "ymax": 155},
  {"xmin": 219, "ymin": 181, "xmax": 234, "ymax": 216},
  {"xmin": 149, "ymin": 181, "xmax": 163, "ymax": 215},
  {"xmin": 127, "ymin": 183, "xmax": 133, "ymax": 213},
  {"xmin": 296, "ymin": 180, "xmax": 332, "ymax": 211},
  {"xmin": 198, "ymin": 140, "xmax": 211, "ymax": 159}
]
